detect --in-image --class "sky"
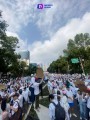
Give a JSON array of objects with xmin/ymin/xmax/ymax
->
[{"xmin": 0, "ymin": 0, "xmax": 90, "ymax": 66}]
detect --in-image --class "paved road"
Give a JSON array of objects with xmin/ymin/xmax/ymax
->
[
  {"xmin": 71, "ymin": 100, "xmax": 80, "ymax": 120},
  {"xmin": 35, "ymin": 104, "xmax": 50, "ymax": 120},
  {"xmin": 26, "ymin": 100, "xmax": 80, "ymax": 120},
  {"xmin": 26, "ymin": 83, "xmax": 81, "ymax": 120},
  {"xmin": 36, "ymin": 100, "xmax": 80, "ymax": 120}
]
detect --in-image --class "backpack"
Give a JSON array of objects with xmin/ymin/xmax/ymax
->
[{"xmin": 52, "ymin": 101, "xmax": 65, "ymax": 120}]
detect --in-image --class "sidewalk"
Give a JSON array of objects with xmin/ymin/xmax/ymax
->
[
  {"xmin": 35, "ymin": 104, "xmax": 50, "ymax": 120},
  {"xmin": 23, "ymin": 83, "xmax": 48, "ymax": 120}
]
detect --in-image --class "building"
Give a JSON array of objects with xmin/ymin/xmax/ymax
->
[
  {"xmin": 18, "ymin": 50, "xmax": 30, "ymax": 66},
  {"xmin": 30, "ymin": 63, "xmax": 38, "ymax": 67}
]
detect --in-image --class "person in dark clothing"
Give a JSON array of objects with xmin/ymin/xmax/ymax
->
[
  {"xmin": 36, "ymin": 65, "xmax": 44, "ymax": 98},
  {"xmin": 38, "ymin": 78, "xmax": 43, "ymax": 98}
]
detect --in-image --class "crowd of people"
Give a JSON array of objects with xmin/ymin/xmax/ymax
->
[
  {"xmin": 0, "ymin": 74, "xmax": 44, "ymax": 120},
  {"xmin": 0, "ymin": 73, "xmax": 89, "ymax": 120},
  {"xmin": 47, "ymin": 74, "xmax": 90, "ymax": 120}
]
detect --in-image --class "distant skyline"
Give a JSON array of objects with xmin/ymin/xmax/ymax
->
[
  {"xmin": 0, "ymin": 0, "xmax": 90, "ymax": 65},
  {"xmin": 18, "ymin": 50, "xmax": 30, "ymax": 66}
]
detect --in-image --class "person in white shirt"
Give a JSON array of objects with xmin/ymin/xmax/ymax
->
[
  {"xmin": 30, "ymin": 75, "xmax": 35, "ymax": 86},
  {"xmin": 22, "ymin": 87, "xmax": 29, "ymax": 102},
  {"xmin": 87, "ymin": 93, "xmax": 90, "ymax": 120},
  {"xmin": 0, "ymin": 89, "xmax": 4, "ymax": 98},
  {"xmin": 70, "ymin": 85, "xmax": 76, "ymax": 96},
  {"xmin": 18, "ymin": 89, "xmax": 23, "ymax": 120},
  {"xmin": 18, "ymin": 89, "xmax": 23, "ymax": 108},
  {"xmin": 48, "ymin": 80, "xmax": 53, "ymax": 94},
  {"xmin": 49, "ymin": 94, "xmax": 58, "ymax": 120},
  {"xmin": 66, "ymin": 87, "xmax": 77, "ymax": 118},
  {"xmin": 61, "ymin": 94, "xmax": 70, "ymax": 120},
  {"xmin": 82, "ymin": 92, "xmax": 88, "ymax": 120},
  {"xmin": 33, "ymin": 79, "xmax": 43, "ymax": 111},
  {"xmin": 10, "ymin": 93, "xmax": 20, "ymax": 119}
]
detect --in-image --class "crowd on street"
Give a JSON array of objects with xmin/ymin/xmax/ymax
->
[
  {"xmin": 0, "ymin": 74, "xmax": 44, "ymax": 120},
  {"xmin": 47, "ymin": 74, "xmax": 90, "ymax": 120},
  {"xmin": 0, "ymin": 73, "xmax": 90, "ymax": 120}
]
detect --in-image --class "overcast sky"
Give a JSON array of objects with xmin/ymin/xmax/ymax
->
[{"xmin": 0, "ymin": 0, "xmax": 90, "ymax": 66}]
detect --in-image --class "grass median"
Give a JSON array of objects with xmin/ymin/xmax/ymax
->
[
  {"xmin": 26, "ymin": 105, "xmax": 39, "ymax": 120},
  {"xmin": 40, "ymin": 84, "xmax": 49, "ymax": 108}
]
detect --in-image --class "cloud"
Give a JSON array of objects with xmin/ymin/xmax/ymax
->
[
  {"xmin": 6, "ymin": 31, "xmax": 28, "ymax": 51},
  {"xmin": 1, "ymin": 0, "xmax": 90, "ymax": 66},
  {"xmin": 36, "ymin": 0, "xmax": 90, "ymax": 37},
  {"xmin": 0, "ymin": 0, "xmax": 38, "ymax": 32},
  {"xmin": 30, "ymin": 12, "xmax": 90, "ymax": 64},
  {"xmin": 0, "ymin": 0, "xmax": 90, "ymax": 36},
  {"xmin": 5, "ymin": 12, "xmax": 90, "ymax": 66}
]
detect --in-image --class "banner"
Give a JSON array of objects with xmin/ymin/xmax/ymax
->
[{"xmin": 36, "ymin": 68, "xmax": 44, "ymax": 79}]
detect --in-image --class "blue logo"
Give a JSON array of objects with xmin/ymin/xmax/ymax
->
[
  {"xmin": 37, "ymin": 4, "xmax": 44, "ymax": 9},
  {"xmin": 37, "ymin": 4, "xmax": 53, "ymax": 9}
]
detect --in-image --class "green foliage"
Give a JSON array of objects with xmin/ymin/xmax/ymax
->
[
  {"xmin": 39, "ymin": 97, "xmax": 49, "ymax": 108},
  {"xmin": 0, "ymin": 11, "xmax": 8, "ymax": 39},
  {"xmin": 0, "ymin": 11, "xmax": 26, "ymax": 77},
  {"xmin": 66, "ymin": 33, "xmax": 90, "ymax": 74},
  {"xmin": 48, "ymin": 56, "xmax": 68, "ymax": 73},
  {"xmin": 48, "ymin": 33, "xmax": 90, "ymax": 74}
]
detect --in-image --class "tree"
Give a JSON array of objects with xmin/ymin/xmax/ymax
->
[
  {"xmin": 0, "ymin": 11, "xmax": 20, "ymax": 76},
  {"xmin": 49, "ymin": 33, "xmax": 90, "ymax": 74},
  {"xmin": 0, "ymin": 11, "xmax": 7, "ymax": 40},
  {"xmin": 74, "ymin": 33, "xmax": 90, "ymax": 48},
  {"xmin": 48, "ymin": 56, "xmax": 68, "ymax": 73},
  {"xmin": 0, "ymin": 36, "xmax": 19, "ymax": 73},
  {"xmin": 64, "ymin": 33, "xmax": 90, "ymax": 74}
]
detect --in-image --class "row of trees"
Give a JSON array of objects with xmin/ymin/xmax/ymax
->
[
  {"xmin": 0, "ymin": 11, "xmax": 37, "ymax": 78},
  {"xmin": 48, "ymin": 33, "xmax": 90, "ymax": 74}
]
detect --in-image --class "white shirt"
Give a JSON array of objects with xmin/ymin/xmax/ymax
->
[
  {"xmin": 30, "ymin": 77, "xmax": 35, "ymax": 88},
  {"xmin": 70, "ymin": 86, "xmax": 76, "ymax": 95},
  {"xmin": 76, "ymin": 93, "xmax": 80, "ymax": 102},
  {"xmin": 0, "ymin": 91, "xmax": 4, "ymax": 98},
  {"xmin": 61, "ymin": 95, "xmax": 69, "ymax": 111},
  {"xmin": 54, "ymin": 94, "xmax": 58, "ymax": 101},
  {"xmin": 9, "ymin": 92, "xmax": 15, "ymax": 98},
  {"xmin": 58, "ymin": 80, "xmax": 63, "ymax": 87},
  {"xmin": 10, "ymin": 87, "xmax": 14, "ymax": 93},
  {"xmin": 12, "ymin": 100, "xmax": 19, "ymax": 115},
  {"xmin": 22, "ymin": 90, "xmax": 29, "ymax": 102},
  {"xmin": 48, "ymin": 81, "xmax": 53, "ymax": 90},
  {"xmin": 49, "ymin": 100, "xmax": 58, "ymax": 120},
  {"xmin": 87, "ymin": 97, "xmax": 90, "ymax": 109},
  {"xmin": 66, "ymin": 90, "xmax": 73, "ymax": 103},
  {"xmin": 18, "ymin": 94, "xmax": 23, "ymax": 108},
  {"xmin": 0, "ymin": 104, "xmax": 2, "ymax": 120},
  {"xmin": 33, "ymin": 82, "xmax": 40, "ymax": 95}
]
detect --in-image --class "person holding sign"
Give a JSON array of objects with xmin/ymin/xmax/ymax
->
[{"xmin": 36, "ymin": 65, "xmax": 44, "ymax": 98}]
